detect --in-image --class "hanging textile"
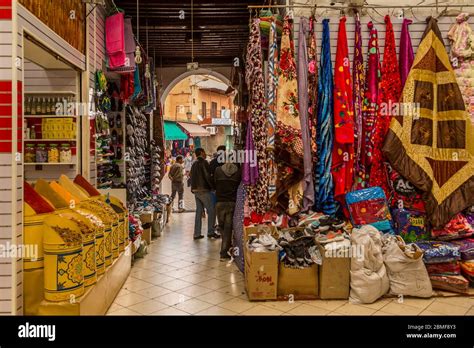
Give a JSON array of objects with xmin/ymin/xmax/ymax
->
[
  {"xmin": 369, "ymin": 15, "xmax": 402, "ymax": 196},
  {"xmin": 276, "ymin": 17, "xmax": 300, "ymax": 128},
  {"xmin": 332, "ymin": 16, "xmax": 354, "ymax": 201},
  {"xmin": 232, "ymin": 182, "xmax": 246, "ymax": 272},
  {"xmin": 273, "ymin": 16, "xmax": 304, "ymax": 215},
  {"xmin": 298, "ymin": 17, "xmax": 315, "ymax": 211},
  {"xmin": 359, "ymin": 21, "xmax": 381, "ymax": 189},
  {"xmin": 400, "ymin": 18, "xmax": 414, "ymax": 87},
  {"xmin": 267, "ymin": 19, "xmax": 278, "ymax": 200},
  {"xmin": 308, "ymin": 16, "xmax": 319, "ymax": 193},
  {"xmin": 383, "ymin": 17, "xmax": 474, "ymax": 228},
  {"xmin": 109, "ymin": 17, "xmax": 136, "ymax": 73},
  {"xmin": 316, "ymin": 19, "xmax": 336, "ymax": 215},
  {"xmin": 448, "ymin": 13, "xmax": 474, "ymax": 124},
  {"xmin": 353, "ymin": 13, "xmax": 365, "ymax": 190},
  {"xmin": 245, "ymin": 19, "xmax": 269, "ymax": 215},
  {"xmin": 105, "ymin": 12, "xmax": 126, "ymax": 69},
  {"xmin": 242, "ymin": 121, "xmax": 258, "ymax": 185}
]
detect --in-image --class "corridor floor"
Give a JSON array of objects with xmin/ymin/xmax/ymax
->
[{"xmin": 107, "ymin": 212, "xmax": 474, "ymax": 316}]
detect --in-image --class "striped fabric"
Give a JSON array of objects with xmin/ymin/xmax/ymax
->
[
  {"xmin": 267, "ymin": 19, "xmax": 278, "ymax": 199},
  {"xmin": 316, "ymin": 19, "xmax": 336, "ymax": 216}
]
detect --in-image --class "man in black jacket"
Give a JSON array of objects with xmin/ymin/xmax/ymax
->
[
  {"xmin": 190, "ymin": 148, "xmax": 220, "ymax": 240},
  {"xmin": 214, "ymin": 159, "xmax": 241, "ymax": 260}
]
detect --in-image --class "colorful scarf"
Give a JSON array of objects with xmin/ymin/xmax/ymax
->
[
  {"xmin": 316, "ymin": 19, "xmax": 336, "ymax": 215},
  {"xmin": 308, "ymin": 16, "xmax": 319, "ymax": 199},
  {"xmin": 400, "ymin": 18, "xmax": 414, "ymax": 87},
  {"xmin": 359, "ymin": 21, "xmax": 381, "ymax": 189},
  {"xmin": 353, "ymin": 13, "xmax": 365, "ymax": 190},
  {"xmin": 274, "ymin": 17, "xmax": 303, "ymax": 215},
  {"xmin": 332, "ymin": 16, "xmax": 354, "ymax": 200},
  {"xmin": 245, "ymin": 19, "xmax": 269, "ymax": 214},
  {"xmin": 242, "ymin": 121, "xmax": 258, "ymax": 185},
  {"xmin": 369, "ymin": 15, "xmax": 401, "ymax": 196},
  {"xmin": 298, "ymin": 17, "xmax": 315, "ymax": 211},
  {"xmin": 267, "ymin": 18, "xmax": 278, "ymax": 200},
  {"xmin": 383, "ymin": 17, "xmax": 474, "ymax": 228}
]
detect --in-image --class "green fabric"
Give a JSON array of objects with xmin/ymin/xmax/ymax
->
[{"xmin": 164, "ymin": 121, "xmax": 188, "ymax": 141}]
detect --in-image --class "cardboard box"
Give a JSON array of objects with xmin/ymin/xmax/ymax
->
[
  {"xmin": 277, "ymin": 263, "xmax": 318, "ymax": 298},
  {"xmin": 141, "ymin": 227, "xmax": 151, "ymax": 245},
  {"xmin": 244, "ymin": 243, "xmax": 278, "ymax": 301},
  {"xmin": 244, "ymin": 225, "xmax": 278, "ymax": 242},
  {"xmin": 140, "ymin": 212, "xmax": 153, "ymax": 224},
  {"xmin": 318, "ymin": 244, "xmax": 351, "ymax": 299}
]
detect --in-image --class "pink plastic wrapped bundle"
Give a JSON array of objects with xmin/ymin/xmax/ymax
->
[
  {"xmin": 429, "ymin": 274, "xmax": 469, "ymax": 294},
  {"xmin": 425, "ymin": 261, "xmax": 461, "ymax": 276},
  {"xmin": 106, "ymin": 12, "xmax": 126, "ymax": 68},
  {"xmin": 431, "ymin": 213, "xmax": 474, "ymax": 240}
]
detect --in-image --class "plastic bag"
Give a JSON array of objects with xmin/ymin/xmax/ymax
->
[
  {"xmin": 346, "ymin": 187, "xmax": 393, "ymax": 233},
  {"xmin": 383, "ymin": 235, "xmax": 432, "ymax": 297},
  {"xmin": 349, "ymin": 225, "xmax": 390, "ymax": 304},
  {"xmin": 391, "ymin": 208, "xmax": 429, "ymax": 242}
]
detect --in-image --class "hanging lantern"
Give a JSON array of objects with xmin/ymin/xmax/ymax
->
[
  {"xmin": 135, "ymin": 46, "xmax": 142, "ymax": 64},
  {"xmin": 145, "ymin": 63, "xmax": 151, "ymax": 78}
]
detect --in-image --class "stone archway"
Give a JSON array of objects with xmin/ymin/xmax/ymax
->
[{"xmin": 160, "ymin": 68, "xmax": 231, "ymax": 106}]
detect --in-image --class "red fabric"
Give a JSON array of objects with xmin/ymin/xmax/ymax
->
[
  {"xmin": 120, "ymin": 73, "xmax": 134, "ymax": 101},
  {"xmin": 74, "ymin": 174, "xmax": 100, "ymax": 197},
  {"xmin": 369, "ymin": 16, "xmax": 402, "ymax": 195},
  {"xmin": 332, "ymin": 16, "xmax": 354, "ymax": 199},
  {"xmin": 24, "ymin": 181, "xmax": 55, "ymax": 214}
]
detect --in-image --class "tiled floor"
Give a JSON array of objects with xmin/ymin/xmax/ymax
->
[{"xmin": 107, "ymin": 212, "xmax": 474, "ymax": 316}]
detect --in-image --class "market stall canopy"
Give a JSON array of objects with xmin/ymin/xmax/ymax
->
[
  {"xmin": 164, "ymin": 121, "xmax": 188, "ymax": 141},
  {"xmin": 178, "ymin": 122, "xmax": 210, "ymax": 137}
]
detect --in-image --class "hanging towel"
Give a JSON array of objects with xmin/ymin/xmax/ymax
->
[
  {"xmin": 369, "ymin": 15, "xmax": 401, "ymax": 196},
  {"xmin": 308, "ymin": 16, "xmax": 319, "ymax": 197},
  {"xmin": 399, "ymin": 18, "xmax": 414, "ymax": 87},
  {"xmin": 298, "ymin": 17, "xmax": 315, "ymax": 211},
  {"xmin": 353, "ymin": 14, "xmax": 365, "ymax": 190},
  {"xmin": 109, "ymin": 17, "xmax": 136, "ymax": 73},
  {"xmin": 316, "ymin": 19, "xmax": 336, "ymax": 216},
  {"xmin": 105, "ymin": 12, "xmax": 126, "ymax": 68},
  {"xmin": 359, "ymin": 21, "xmax": 381, "ymax": 189},
  {"xmin": 383, "ymin": 17, "xmax": 474, "ymax": 228},
  {"xmin": 245, "ymin": 19, "xmax": 269, "ymax": 215},
  {"xmin": 332, "ymin": 16, "xmax": 354, "ymax": 200},
  {"xmin": 274, "ymin": 16, "xmax": 303, "ymax": 216},
  {"xmin": 267, "ymin": 18, "xmax": 278, "ymax": 200},
  {"xmin": 242, "ymin": 121, "xmax": 259, "ymax": 185},
  {"xmin": 131, "ymin": 64, "xmax": 142, "ymax": 100}
]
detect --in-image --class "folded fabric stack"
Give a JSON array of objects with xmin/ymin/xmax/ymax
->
[
  {"xmin": 431, "ymin": 213, "xmax": 474, "ymax": 240},
  {"xmin": 277, "ymin": 228, "xmax": 322, "ymax": 268},
  {"xmin": 451, "ymin": 238, "xmax": 474, "ymax": 283},
  {"xmin": 416, "ymin": 241, "xmax": 468, "ymax": 293},
  {"xmin": 128, "ymin": 214, "xmax": 143, "ymax": 242}
]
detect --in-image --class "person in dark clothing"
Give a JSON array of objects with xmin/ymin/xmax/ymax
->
[
  {"xmin": 168, "ymin": 156, "xmax": 185, "ymax": 212},
  {"xmin": 209, "ymin": 145, "xmax": 226, "ymax": 180},
  {"xmin": 190, "ymin": 148, "xmax": 220, "ymax": 240},
  {"xmin": 214, "ymin": 159, "xmax": 241, "ymax": 260}
]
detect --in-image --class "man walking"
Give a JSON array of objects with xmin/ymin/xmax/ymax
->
[
  {"xmin": 190, "ymin": 148, "xmax": 220, "ymax": 240},
  {"xmin": 168, "ymin": 155, "xmax": 185, "ymax": 213},
  {"xmin": 214, "ymin": 158, "xmax": 241, "ymax": 260}
]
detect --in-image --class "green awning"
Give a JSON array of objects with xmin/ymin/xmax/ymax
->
[{"xmin": 164, "ymin": 121, "xmax": 188, "ymax": 141}]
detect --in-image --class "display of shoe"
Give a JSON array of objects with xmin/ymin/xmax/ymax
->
[{"xmin": 193, "ymin": 235, "xmax": 204, "ymax": 240}]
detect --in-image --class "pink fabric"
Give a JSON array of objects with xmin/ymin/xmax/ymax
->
[{"xmin": 106, "ymin": 12, "xmax": 126, "ymax": 68}]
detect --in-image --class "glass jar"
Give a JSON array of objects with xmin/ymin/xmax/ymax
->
[
  {"xmin": 36, "ymin": 144, "xmax": 48, "ymax": 163},
  {"xmin": 25, "ymin": 144, "xmax": 36, "ymax": 163},
  {"xmin": 60, "ymin": 144, "xmax": 72, "ymax": 163},
  {"xmin": 48, "ymin": 144, "xmax": 59, "ymax": 163}
]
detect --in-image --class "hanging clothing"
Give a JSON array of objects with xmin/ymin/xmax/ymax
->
[
  {"xmin": 353, "ymin": 14, "xmax": 365, "ymax": 190},
  {"xmin": 245, "ymin": 19, "xmax": 269, "ymax": 215},
  {"xmin": 383, "ymin": 17, "xmax": 474, "ymax": 228},
  {"xmin": 316, "ymin": 19, "xmax": 336, "ymax": 216},
  {"xmin": 369, "ymin": 15, "xmax": 401, "ymax": 196},
  {"xmin": 308, "ymin": 16, "xmax": 319, "ymax": 204},
  {"xmin": 276, "ymin": 17, "xmax": 300, "ymax": 129},
  {"xmin": 242, "ymin": 121, "xmax": 258, "ymax": 185},
  {"xmin": 105, "ymin": 12, "xmax": 126, "ymax": 69},
  {"xmin": 267, "ymin": 18, "xmax": 278, "ymax": 200},
  {"xmin": 359, "ymin": 21, "xmax": 381, "ymax": 189},
  {"xmin": 448, "ymin": 13, "xmax": 474, "ymax": 124},
  {"xmin": 332, "ymin": 16, "xmax": 354, "ymax": 201},
  {"xmin": 399, "ymin": 18, "xmax": 414, "ymax": 87},
  {"xmin": 232, "ymin": 182, "xmax": 246, "ymax": 272},
  {"xmin": 274, "ymin": 17, "xmax": 303, "ymax": 216},
  {"xmin": 109, "ymin": 17, "xmax": 136, "ymax": 73},
  {"xmin": 298, "ymin": 17, "xmax": 315, "ymax": 211}
]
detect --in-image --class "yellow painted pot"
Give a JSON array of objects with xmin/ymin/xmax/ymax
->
[
  {"xmin": 57, "ymin": 211, "xmax": 97, "ymax": 287},
  {"xmin": 43, "ymin": 215, "xmax": 84, "ymax": 302},
  {"xmin": 98, "ymin": 196, "xmax": 129, "ymax": 252},
  {"xmin": 111, "ymin": 221, "xmax": 119, "ymax": 260},
  {"xmin": 104, "ymin": 226, "xmax": 112, "ymax": 267},
  {"xmin": 24, "ymin": 213, "xmax": 52, "ymax": 270}
]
